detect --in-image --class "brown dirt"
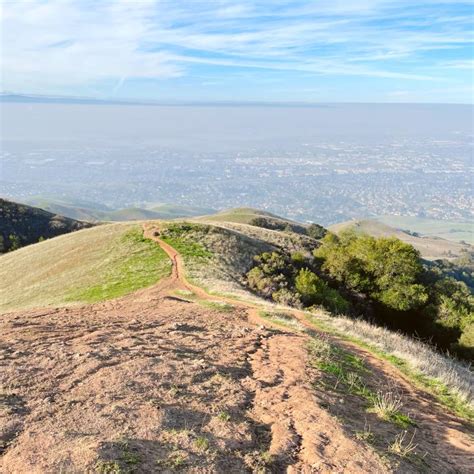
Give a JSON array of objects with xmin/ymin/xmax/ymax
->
[{"xmin": 0, "ymin": 224, "xmax": 472, "ymax": 473}]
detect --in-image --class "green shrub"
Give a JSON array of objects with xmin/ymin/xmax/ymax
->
[
  {"xmin": 295, "ymin": 268, "xmax": 327, "ymax": 305},
  {"xmin": 315, "ymin": 231, "xmax": 428, "ymax": 311}
]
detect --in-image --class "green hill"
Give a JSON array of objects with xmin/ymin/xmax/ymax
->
[
  {"xmin": 0, "ymin": 223, "xmax": 171, "ymax": 312},
  {"xmin": 0, "ymin": 198, "xmax": 93, "ymax": 252},
  {"xmin": 198, "ymin": 207, "xmax": 326, "ymax": 238}
]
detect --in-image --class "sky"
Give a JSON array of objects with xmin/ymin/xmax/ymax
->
[{"xmin": 1, "ymin": 1, "xmax": 473, "ymax": 103}]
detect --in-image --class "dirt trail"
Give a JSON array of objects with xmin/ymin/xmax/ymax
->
[
  {"xmin": 0, "ymin": 225, "xmax": 472, "ymax": 473},
  {"xmin": 145, "ymin": 224, "xmax": 474, "ymax": 473}
]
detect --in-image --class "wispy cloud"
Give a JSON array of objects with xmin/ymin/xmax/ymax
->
[{"xmin": 1, "ymin": 1, "xmax": 472, "ymax": 99}]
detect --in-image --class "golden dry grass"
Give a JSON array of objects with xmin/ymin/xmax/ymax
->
[{"xmin": 0, "ymin": 223, "xmax": 171, "ymax": 313}]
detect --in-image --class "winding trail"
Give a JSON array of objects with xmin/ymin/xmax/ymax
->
[
  {"xmin": 144, "ymin": 223, "xmax": 474, "ymax": 473},
  {"xmin": 143, "ymin": 224, "xmax": 269, "ymax": 328},
  {"xmin": 1, "ymin": 225, "xmax": 472, "ymax": 472}
]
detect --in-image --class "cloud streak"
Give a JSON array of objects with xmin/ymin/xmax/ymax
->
[{"xmin": 1, "ymin": 1, "xmax": 472, "ymax": 99}]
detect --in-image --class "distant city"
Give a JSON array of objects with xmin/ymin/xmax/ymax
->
[{"xmin": 1, "ymin": 102, "xmax": 472, "ymax": 225}]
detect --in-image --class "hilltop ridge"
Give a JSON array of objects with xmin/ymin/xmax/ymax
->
[{"xmin": 0, "ymin": 198, "xmax": 92, "ymax": 253}]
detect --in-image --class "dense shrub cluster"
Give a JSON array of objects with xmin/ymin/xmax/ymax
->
[
  {"xmin": 249, "ymin": 217, "xmax": 327, "ymax": 240},
  {"xmin": 314, "ymin": 231, "xmax": 474, "ymax": 359},
  {"xmin": 314, "ymin": 232, "xmax": 428, "ymax": 312},
  {"xmin": 246, "ymin": 250, "xmax": 349, "ymax": 313},
  {"xmin": 246, "ymin": 230, "xmax": 474, "ymax": 360},
  {"xmin": 426, "ymin": 253, "xmax": 474, "ymax": 291}
]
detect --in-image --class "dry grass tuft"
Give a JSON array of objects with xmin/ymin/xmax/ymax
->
[
  {"xmin": 388, "ymin": 430, "xmax": 418, "ymax": 458},
  {"xmin": 370, "ymin": 391, "xmax": 403, "ymax": 420},
  {"xmin": 309, "ymin": 312, "xmax": 474, "ymax": 415}
]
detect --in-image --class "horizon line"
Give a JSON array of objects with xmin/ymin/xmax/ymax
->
[{"xmin": 1, "ymin": 92, "xmax": 472, "ymax": 107}]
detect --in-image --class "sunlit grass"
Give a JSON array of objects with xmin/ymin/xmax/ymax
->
[{"xmin": 0, "ymin": 224, "xmax": 171, "ymax": 311}]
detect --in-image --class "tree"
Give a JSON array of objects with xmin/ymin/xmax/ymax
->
[
  {"xmin": 314, "ymin": 231, "xmax": 428, "ymax": 311},
  {"xmin": 307, "ymin": 223, "xmax": 327, "ymax": 239},
  {"xmin": 8, "ymin": 234, "xmax": 21, "ymax": 251},
  {"xmin": 295, "ymin": 268, "xmax": 327, "ymax": 305}
]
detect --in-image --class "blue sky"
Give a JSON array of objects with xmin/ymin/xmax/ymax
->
[{"xmin": 1, "ymin": 1, "xmax": 473, "ymax": 103}]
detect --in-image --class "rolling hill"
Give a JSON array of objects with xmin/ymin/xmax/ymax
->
[
  {"xmin": 0, "ymin": 198, "xmax": 93, "ymax": 253},
  {"xmin": 21, "ymin": 196, "xmax": 214, "ymax": 222},
  {"xmin": 329, "ymin": 218, "xmax": 473, "ymax": 261},
  {"xmin": 0, "ymin": 223, "xmax": 170, "ymax": 313},
  {"xmin": 199, "ymin": 207, "xmax": 304, "ymax": 227},
  {"xmin": 197, "ymin": 207, "xmax": 326, "ymax": 238},
  {"xmin": 1, "ymin": 210, "xmax": 473, "ymax": 472}
]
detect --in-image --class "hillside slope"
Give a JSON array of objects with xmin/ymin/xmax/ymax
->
[
  {"xmin": 0, "ymin": 198, "xmax": 92, "ymax": 252},
  {"xmin": 0, "ymin": 223, "xmax": 171, "ymax": 312},
  {"xmin": 199, "ymin": 207, "xmax": 310, "ymax": 234},
  {"xmin": 376, "ymin": 215, "xmax": 474, "ymax": 245},
  {"xmin": 329, "ymin": 218, "xmax": 472, "ymax": 260},
  {"xmin": 1, "ymin": 222, "xmax": 472, "ymax": 473}
]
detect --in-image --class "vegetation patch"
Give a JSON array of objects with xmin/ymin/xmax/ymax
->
[
  {"xmin": 305, "ymin": 312, "xmax": 474, "ymax": 422},
  {"xmin": 246, "ymin": 230, "xmax": 473, "ymax": 360},
  {"xmin": 306, "ymin": 334, "xmax": 423, "ymax": 470},
  {"xmin": 199, "ymin": 300, "xmax": 235, "ymax": 312},
  {"xmin": 259, "ymin": 310, "xmax": 305, "ymax": 331},
  {"xmin": 161, "ymin": 223, "xmax": 213, "ymax": 259},
  {"xmin": 95, "ymin": 439, "xmax": 141, "ymax": 473},
  {"xmin": 67, "ymin": 228, "xmax": 171, "ymax": 302},
  {"xmin": 314, "ymin": 231, "xmax": 474, "ymax": 359},
  {"xmin": 368, "ymin": 391, "xmax": 415, "ymax": 428},
  {"xmin": 247, "ymin": 250, "xmax": 349, "ymax": 312}
]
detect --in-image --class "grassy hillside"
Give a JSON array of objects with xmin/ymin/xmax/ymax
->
[
  {"xmin": 199, "ymin": 207, "xmax": 327, "ymax": 238},
  {"xmin": 329, "ymin": 219, "xmax": 472, "ymax": 260},
  {"xmin": 148, "ymin": 203, "xmax": 215, "ymax": 218},
  {"xmin": 200, "ymin": 207, "xmax": 283, "ymax": 224},
  {"xmin": 159, "ymin": 220, "xmax": 318, "ymax": 299},
  {"xmin": 0, "ymin": 223, "xmax": 171, "ymax": 312},
  {"xmin": 0, "ymin": 198, "xmax": 92, "ymax": 252},
  {"xmin": 376, "ymin": 215, "xmax": 473, "ymax": 245},
  {"xmin": 2, "ymin": 217, "xmax": 473, "ymax": 472}
]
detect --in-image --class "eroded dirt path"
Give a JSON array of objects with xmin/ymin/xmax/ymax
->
[
  {"xmin": 0, "ymin": 225, "xmax": 472, "ymax": 473},
  {"xmin": 145, "ymin": 224, "xmax": 474, "ymax": 473}
]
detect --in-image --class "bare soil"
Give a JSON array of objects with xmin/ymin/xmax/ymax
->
[{"xmin": 0, "ymin": 225, "xmax": 472, "ymax": 473}]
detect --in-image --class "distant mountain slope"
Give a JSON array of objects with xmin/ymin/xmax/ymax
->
[
  {"xmin": 198, "ymin": 207, "xmax": 325, "ymax": 237},
  {"xmin": 0, "ymin": 198, "xmax": 93, "ymax": 252},
  {"xmin": 200, "ymin": 207, "xmax": 289, "ymax": 224},
  {"xmin": 21, "ymin": 197, "xmax": 214, "ymax": 222},
  {"xmin": 376, "ymin": 215, "xmax": 473, "ymax": 245},
  {"xmin": 329, "ymin": 219, "xmax": 472, "ymax": 261},
  {"xmin": 148, "ymin": 203, "xmax": 215, "ymax": 218}
]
